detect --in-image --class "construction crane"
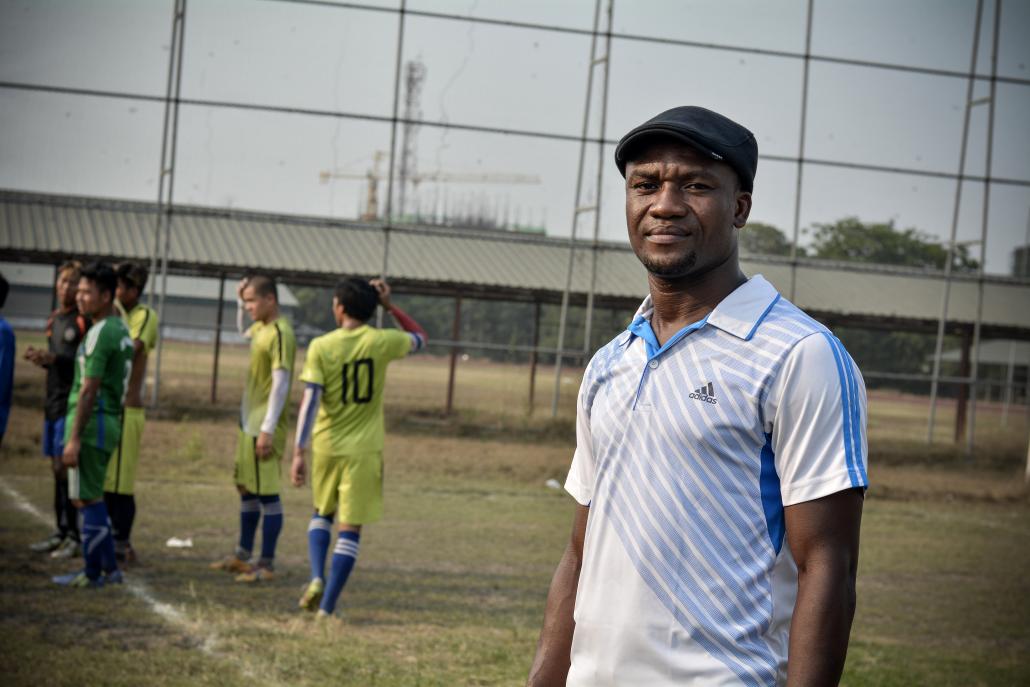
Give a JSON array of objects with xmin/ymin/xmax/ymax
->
[{"xmin": 319, "ymin": 152, "xmax": 541, "ymax": 222}]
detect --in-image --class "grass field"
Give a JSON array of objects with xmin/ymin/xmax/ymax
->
[{"xmin": 2, "ymin": 333, "xmax": 1029, "ymax": 686}]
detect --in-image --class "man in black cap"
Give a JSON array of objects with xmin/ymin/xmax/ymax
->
[{"xmin": 528, "ymin": 107, "xmax": 867, "ymax": 686}]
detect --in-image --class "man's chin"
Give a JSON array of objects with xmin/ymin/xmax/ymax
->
[{"xmin": 638, "ymin": 252, "xmax": 698, "ymax": 280}]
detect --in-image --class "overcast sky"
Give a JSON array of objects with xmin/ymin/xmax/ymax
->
[{"xmin": 1, "ymin": 0, "xmax": 1028, "ymax": 274}]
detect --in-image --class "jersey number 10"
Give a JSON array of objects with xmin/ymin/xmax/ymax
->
[{"xmin": 341, "ymin": 358, "xmax": 374, "ymax": 404}]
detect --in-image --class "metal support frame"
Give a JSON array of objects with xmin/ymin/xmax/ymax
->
[
  {"xmin": 149, "ymin": 0, "xmax": 188, "ymax": 408},
  {"xmin": 926, "ymin": 0, "xmax": 986, "ymax": 444},
  {"xmin": 552, "ymin": 0, "xmax": 609, "ymax": 417}
]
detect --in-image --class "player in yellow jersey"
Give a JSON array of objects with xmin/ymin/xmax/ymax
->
[
  {"xmin": 211, "ymin": 273, "xmax": 296, "ymax": 582},
  {"xmin": 104, "ymin": 262, "xmax": 159, "ymax": 564},
  {"xmin": 291, "ymin": 277, "xmax": 426, "ymax": 616}
]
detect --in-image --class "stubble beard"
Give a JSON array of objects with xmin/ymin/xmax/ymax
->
[{"xmin": 638, "ymin": 249, "xmax": 698, "ymax": 280}]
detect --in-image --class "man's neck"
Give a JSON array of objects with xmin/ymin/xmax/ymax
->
[
  {"xmin": 646, "ymin": 255, "xmax": 746, "ymax": 346},
  {"xmin": 121, "ymin": 299, "xmax": 139, "ymax": 312},
  {"xmin": 259, "ymin": 306, "xmax": 280, "ymax": 325},
  {"xmin": 91, "ymin": 304, "xmax": 114, "ymax": 323},
  {"xmin": 339, "ymin": 315, "xmax": 366, "ymax": 330}
]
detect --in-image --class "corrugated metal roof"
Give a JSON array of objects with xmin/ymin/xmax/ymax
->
[{"xmin": 2, "ymin": 189, "xmax": 1028, "ymax": 332}]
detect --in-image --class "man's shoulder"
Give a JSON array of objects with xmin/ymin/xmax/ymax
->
[{"xmin": 754, "ymin": 296, "xmax": 828, "ymax": 343}]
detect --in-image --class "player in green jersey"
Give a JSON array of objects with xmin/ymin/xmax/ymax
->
[
  {"xmin": 104, "ymin": 262, "xmax": 159, "ymax": 564},
  {"xmin": 291, "ymin": 277, "xmax": 426, "ymax": 616},
  {"xmin": 211, "ymin": 273, "xmax": 296, "ymax": 582},
  {"xmin": 53, "ymin": 262, "xmax": 134, "ymax": 588}
]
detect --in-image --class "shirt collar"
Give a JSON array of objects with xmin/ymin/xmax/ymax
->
[{"xmin": 625, "ymin": 274, "xmax": 781, "ymax": 343}]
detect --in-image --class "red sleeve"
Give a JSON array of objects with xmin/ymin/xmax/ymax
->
[{"xmin": 388, "ymin": 305, "xmax": 426, "ymax": 339}]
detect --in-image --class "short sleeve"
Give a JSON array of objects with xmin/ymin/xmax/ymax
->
[
  {"xmin": 135, "ymin": 308, "xmax": 158, "ymax": 353},
  {"xmin": 84, "ymin": 321, "xmax": 114, "ymax": 379},
  {"xmin": 763, "ymin": 332, "xmax": 868, "ymax": 507},
  {"xmin": 564, "ymin": 361, "xmax": 600, "ymax": 506},
  {"xmin": 381, "ymin": 329, "xmax": 413, "ymax": 362},
  {"xmin": 269, "ymin": 322, "xmax": 292, "ymax": 371},
  {"xmin": 300, "ymin": 338, "xmax": 325, "ymax": 386}
]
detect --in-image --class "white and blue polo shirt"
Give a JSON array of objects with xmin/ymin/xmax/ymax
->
[{"xmin": 564, "ymin": 274, "xmax": 868, "ymax": 687}]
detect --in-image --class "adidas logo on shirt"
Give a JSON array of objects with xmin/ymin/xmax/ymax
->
[{"xmin": 689, "ymin": 382, "xmax": 718, "ymax": 405}]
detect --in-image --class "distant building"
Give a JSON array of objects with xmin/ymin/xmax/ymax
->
[{"xmin": 1, "ymin": 262, "xmax": 298, "ymax": 344}]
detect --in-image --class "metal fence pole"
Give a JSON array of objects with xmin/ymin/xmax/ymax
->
[
  {"xmin": 966, "ymin": 0, "xmax": 1001, "ymax": 458},
  {"xmin": 377, "ymin": 0, "xmax": 407, "ymax": 329},
  {"xmin": 552, "ymin": 0, "xmax": 604, "ymax": 417},
  {"xmin": 149, "ymin": 0, "xmax": 187, "ymax": 408},
  {"xmin": 582, "ymin": 0, "xmax": 614, "ymax": 356},
  {"xmin": 788, "ymin": 0, "xmax": 814, "ymax": 301},
  {"xmin": 445, "ymin": 294, "xmax": 462, "ymax": 414},
  {"xmin": 927, "ymin": 0, "xmax": 985, "ymax": 443},
  {"xmin": 210, "ymin": 273, "xmax": 225, "ymax": 404}
]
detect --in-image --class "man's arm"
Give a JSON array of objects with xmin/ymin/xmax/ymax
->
[
  {"xmin": 370, "ymin": 278, "xmax": 427, "ymax": 351},
  {"xmin": 291, "ymin": 382, "xmax": 323, "ymax": 486},
  {"xmin": 63, "ymin": 377, "xmax": 102, "ymax": 467},
  {"xmin": 256, "ymin": 368, "xmax": 290, "ymax": 459},
  {"xmin": 784, "ymin": 488, "xmax": 864, "ymax": 687},
  {"xmin": 527, "ymin": 503, "xmax": 589, "ymax": 687}
]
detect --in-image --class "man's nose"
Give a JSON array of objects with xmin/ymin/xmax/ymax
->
[{"xmin": 649, "ymin": 184, "xmax": 687, "ymax": 218}]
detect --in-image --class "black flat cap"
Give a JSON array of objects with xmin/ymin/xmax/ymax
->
[{"xmin": 614, "ymin": 106, "xmax": 758, "ymax": 192}]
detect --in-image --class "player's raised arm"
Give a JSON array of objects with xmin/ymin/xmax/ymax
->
[
  {"xmin": 291, "ymin": 381, "xmax": 323, "ymax": 487},
  {"xmin": 370, "ymin": 278, "xmax": 426, "ymax": 352},
  {"xmin": 236, "ymin": 277, "xmax": 252, "ymax": 338}
]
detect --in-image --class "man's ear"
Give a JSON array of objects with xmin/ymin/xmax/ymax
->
[{"xmin": 733, "ymin": 191, "xmax": 752, "ymax": 228}]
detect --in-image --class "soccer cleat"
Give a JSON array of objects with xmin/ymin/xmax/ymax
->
[
  {"xmin": 29, "ymin": 534, "xmax": 63, "ymax": 553},
  {"xmin": 235, "ymin": 565, "xmax": 276, "ymax": 583},
  {"xmin": 298, "ymin": 578, "xmax": 325, "ymax": 611},
  {"xmin": 210, "ymin": 555, "xmax": 251, "ymax": 574},
  {"xmin": 104, "ymin": 569, "xmax": 125, "ymax": 585},
  {"xmin": 52, "ymin": 570, "xmax": 103, "ymax": 588},
  {"xmin": 50, "ymin": 538, "xmax": 81, "ymax": 560},
  {"xmin": 314, "ymin": 609, "xmax": 332, "ymax": 621}
]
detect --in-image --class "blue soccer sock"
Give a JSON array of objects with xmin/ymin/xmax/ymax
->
[
  {"xmin": 258, "ymin": 495, "xmax": 283, "ymax": 567},
  {"xmin": 307, "ymin": 512, "xmax": 334, "ymax": 581},
  {"xmin": 237, "ymin": 494, "xmax": 260, "ymax": 560},
  {"xmin": 319, "ymin": 530, "xmax": 360, "ymax": 615},
  {"xmin": 81, "ymin": 501, "xmax": 117, "ymax": 580}
]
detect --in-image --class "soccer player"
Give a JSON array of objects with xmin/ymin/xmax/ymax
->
[
  {"xmin": 25, "ymin": 261, "xmax": 88, "ymax": 559},
  {"xmin": 104, "ymin": 262, "xmax": 159, "ymax": 564},
  {"xmin": 0, "ymin": 273, "xmax": 13, "ymax": 450},
  {"xmin": 52, "ymin": 262, "xmax": 134, "ymax": 588},
  {"xmin": 211, "ymin": 273, "xmax": 296, "ymax": 582},
  {"xmin": 291, "ymin": 277, "xmax": 426, "ymax": 617}
]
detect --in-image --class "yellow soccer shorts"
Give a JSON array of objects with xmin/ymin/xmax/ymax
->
[
  {"xmin": 311, "ymin": 450, "xmax": 383, "ymax": 525},
  {"xmin": 104, "ymin": 406, "xmax": 145, "ymax": 495},
  {"xmin": 234, "ymin": 428, "xmax": 281, "ymax": 496}
]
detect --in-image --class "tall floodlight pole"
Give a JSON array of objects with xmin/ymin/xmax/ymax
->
[
  {"xmin": 927, "ymin": 0, "xmax": 985, "ymax": 443},
  {"xmin": 149, "ymin": 0, "xmax": 188, "ymax": 408},
  {"xmin": 788, "ymin": 0, "xmax": 814, "ymax": 301},
  {"xmin": 551, "ymin": 0, "xmax": 605, "ymax": 417},
  {"xmin": 582, "ymin": 0, "xmax": 614, "ymax": 357},
  {"xmin": 966, "ymin": 0, "xmax": 1001, "ymax": 458}
]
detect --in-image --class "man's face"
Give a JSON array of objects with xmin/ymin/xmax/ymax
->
[
  {"xmin": 624, "ymin": 139, "xmax": 751, "ymax": 280},
  {"xmin": 242, "ymin": 285, "xmax": 274, "ymax": 322},
  {"xmin": 56, "ymin": 271, "xmax": 78, "ymax": 309},
  {"xmin": 116, "ymin": 280, "xmax": 140, "ymax": 310},
  {"xmin": 76, "ymin": 277, "xmax": 108, "ymax": 318}
]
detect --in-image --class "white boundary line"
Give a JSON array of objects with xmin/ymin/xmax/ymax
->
[{"xmin": 0, "ymin": 477, "xmax": 271, "ymax": 682}]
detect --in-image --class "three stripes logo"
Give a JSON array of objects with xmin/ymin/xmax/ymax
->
[{"xmin": 689, "ymin": 381, "xmax": 718, "ymax": 405}]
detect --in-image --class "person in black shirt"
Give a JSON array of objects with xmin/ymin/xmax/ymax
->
[{"xmin": 25, "ymin": 261, "xmax": 89, "ymax": 559}]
